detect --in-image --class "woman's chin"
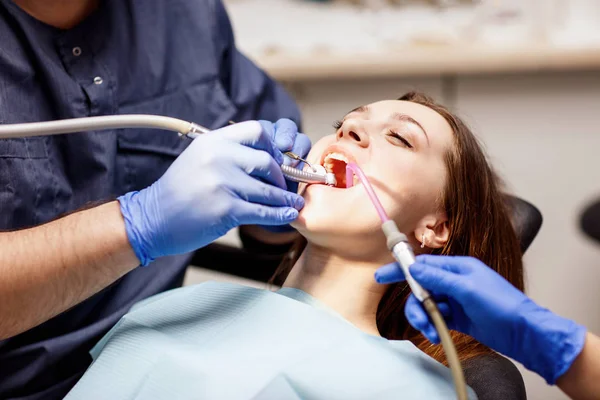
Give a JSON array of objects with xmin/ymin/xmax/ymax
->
[
  {"xmin": 289, "ymin": 217, "xmax": 304, "ymax": 231},
  {"xmin": 292, "ymin": 207, "xmax": 325, "ymax": 235},
  {"xmin": 295, "ymin": 184, "xmax": 363, "ymax": 233},
  {"xmin": 292, "ymin": 208, "xmax": 327, "ymax": 238}
]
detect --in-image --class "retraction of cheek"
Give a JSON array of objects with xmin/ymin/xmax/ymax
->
[{"xmin": 345, "ymin": 162, "xmax": 468, "ymax": 400}]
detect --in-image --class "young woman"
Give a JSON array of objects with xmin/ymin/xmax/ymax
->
[
  {"xmin": 66, "ymin": 93, "xmax": 525, "ymax": 400},
  {"xmin": 273, "ymin": 92, "xmax": 525, "ymax": 399}
]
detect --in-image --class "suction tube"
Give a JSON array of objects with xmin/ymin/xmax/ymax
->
[
  {"xmin": 345, "ymin": 162, "xmax": 469, "ymax": 400},
  {"xmin": 346, "ymin": 163, "xmax": 389, "ymax": 221}
]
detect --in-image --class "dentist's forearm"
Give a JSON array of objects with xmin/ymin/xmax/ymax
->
[
  {"xmin": 557, "ymin": 333, "xmax": 600, "ymax": 400},
  {"xmin": 0, "ymin": 201, "xmax": 139, "ymax": 340}
]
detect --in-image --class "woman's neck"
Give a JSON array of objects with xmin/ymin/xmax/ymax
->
[
  {"xmin": 283, "ymin": 244, "xmax": 389, "ymax": 336},
  {"xmin": 12, "ymin": 0, "xmax": 100, "ymax": 29}
]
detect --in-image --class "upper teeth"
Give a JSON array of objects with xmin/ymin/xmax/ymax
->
[
  {"xmin": 312, "ymin": 164, "xmax": 326, "ymax": 175},
  {"xmin": 324, "ymin": 152, "xmax": 349, "ymax": 163}
]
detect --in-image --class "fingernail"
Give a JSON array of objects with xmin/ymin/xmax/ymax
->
[
  {"xmin": 281, "ymin": 137, "xmax": 294, "ymax": 150},
  {"xmin": 293, "ymin": 196, "xmax": 305, "ymax": 210},
  {"xmin": 285, "ymin": 208, "xmax": 298, "ymax": 220},
  {"xmin": 275, "ymin": 151, "xmax": 283, "ymax": 165},
  {"xmin": 374, "ymin": 271, "xmax": 391, "ymax": 284},
  {"xmin": 425, "ymin": 329, "xmax": 437, "ymax": 344}
]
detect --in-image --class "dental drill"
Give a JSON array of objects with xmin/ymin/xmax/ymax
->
[
  {"xmin": 345, "ymin": 163, "xmax": 468, "ymax": 400},
  {"xmin": 0, "ymin": 115, "xmax": 336, "ymax": 186}
]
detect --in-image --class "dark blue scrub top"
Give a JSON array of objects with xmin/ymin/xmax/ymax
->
[{"xmin": 0, "ymin": 0, "xmax": 300, "ymax": 398}]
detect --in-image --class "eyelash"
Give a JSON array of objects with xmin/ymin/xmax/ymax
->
[
  {"xmin": 333, "ymin": 120, "xmax": 413, "ymax": 149},
  {"xmin": 387, "ymin": 130, "xmax": 413, "ymax": 149}
]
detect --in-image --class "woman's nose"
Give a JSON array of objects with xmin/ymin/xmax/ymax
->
[{"xmin": 337, "ymin": 120, "xmax": 370, "ymax": 148}]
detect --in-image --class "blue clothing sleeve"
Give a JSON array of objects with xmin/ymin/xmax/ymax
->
[
  {"xmin": 212, "ymin": 0, "xmax": 302, "ymax": 128},
  {"xmin": 210, "ymin": 0, "xmax": 303, "ymax": 237}
]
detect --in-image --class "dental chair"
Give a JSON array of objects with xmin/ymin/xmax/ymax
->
[
  {"xmin": 580, "ymin": 198, "xmax": 600, "ymax": 244},
  {"xmin": 190, "ymin": 195, "xmax": 543, "ymax": 282}
]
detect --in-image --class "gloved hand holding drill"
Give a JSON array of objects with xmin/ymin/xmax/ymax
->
[{"xmin": 119, "ymin": 119, "xmax": 310, "ymax": 265}]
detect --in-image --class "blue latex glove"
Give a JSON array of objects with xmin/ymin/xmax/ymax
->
[
  {"xmin": 258, "ymin": 118, "xmax": 311, "ymax": 233},
  {"xmin": 118, "ymin": 121, "xmax": 304, "ymax": 266},
  {"xmin": 375, "ymin": 255, "xmax": 587, "ymax": 385}
]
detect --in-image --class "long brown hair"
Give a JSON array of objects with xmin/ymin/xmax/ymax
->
[{"xmin": 273, "ymin": 92, "xmax": 524, "ymax": 365}]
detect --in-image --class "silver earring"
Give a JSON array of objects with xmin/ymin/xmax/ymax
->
[{"xmin": 421, "ymin": 233, "xmax": 426, "ymax": 248}]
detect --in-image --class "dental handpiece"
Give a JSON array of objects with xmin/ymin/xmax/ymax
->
[
  {"xmin": 190, "ymin": 126, "xmax": 336, "ymax": 186},
  {"xmin": 186, "ymin": 123, "xmax": 337, "ymax": 186},
  {"xmin": 281, "ymin": 164, "xmax": 336, "ymax": 186},
  {"xmin": 0, "ymin": 115, "xmax": 336, "ymax": 186}
]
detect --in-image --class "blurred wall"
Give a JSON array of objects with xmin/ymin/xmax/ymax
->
[{"xmin": 284, "ymin": 71, "xmax": 600, "ymax": 399}]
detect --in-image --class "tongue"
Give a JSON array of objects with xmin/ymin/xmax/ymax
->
[{"xmin": 326, "ymin": 159, "xmax": 349, "ymax": 188}]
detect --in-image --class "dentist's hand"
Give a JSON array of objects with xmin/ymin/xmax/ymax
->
[
  {"xmin": 259, "ymin": 118, "xmax": 311, "ymax": 172},
  {"xmin": 258, "ymin": 118, "xmax": 311, "ymax": 233},
  {"xmin": 118, "ymin": 121, "xmax": 304, "ymax": 266},
  {"xmin": 375, "ymin": 255, "xmax": 587, "ymax": 384}
]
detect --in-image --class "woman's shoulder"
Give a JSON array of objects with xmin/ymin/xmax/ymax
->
[{"xmin": 462, "ymin": 353, "xmax": 527, "ymax": 400}]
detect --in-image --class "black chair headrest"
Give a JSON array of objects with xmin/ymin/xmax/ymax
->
[
  {"xmin": 580, "ymin": 198, "xmax": 600, "ymax": 243},
  {"xmin": 504, "ymin": 195, "xmax": 543, "ymax": 254}
]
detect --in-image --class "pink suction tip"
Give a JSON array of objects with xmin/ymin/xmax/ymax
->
[
  {"xmin": 345, "ymin": 163, "xmax": 390, "ymax": 222},
  {"xmin": 346, "ymin": 165, "xmax": 354, "ymax": 189}
]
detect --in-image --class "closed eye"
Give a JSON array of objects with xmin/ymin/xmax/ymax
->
[{"xmin": 387, "ymin": 131, "xmax": 413, "ymax": 149}]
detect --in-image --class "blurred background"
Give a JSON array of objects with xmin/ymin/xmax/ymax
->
[{"xmin": 186, "ymin": 1, "xmax": 600, "ymax": 398}]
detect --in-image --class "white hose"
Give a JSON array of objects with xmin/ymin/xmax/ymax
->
[{"xmin": 0, "ymin": 115, "xmax": 204, "ymax": 139}]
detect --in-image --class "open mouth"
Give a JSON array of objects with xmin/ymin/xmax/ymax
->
[{"xmin": 322, "ymin": 152, "xmax": 358, "ymax": 188}]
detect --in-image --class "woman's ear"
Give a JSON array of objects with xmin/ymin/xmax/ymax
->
[{"xmin": 414, "ymin": 213, "xmax": 450, "ymax": 249}]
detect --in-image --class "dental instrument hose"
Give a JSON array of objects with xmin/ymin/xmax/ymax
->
[
  {"xmin": 0, "ymin": 115, "xmax": 210, "ymax": 139},
  {"xmin": 0, "ymin": 115, "xmax": 335, "ymax": 186},
  {"xmin": 346, "ymin": 163, "xmax": 468, "ymax": 400}
]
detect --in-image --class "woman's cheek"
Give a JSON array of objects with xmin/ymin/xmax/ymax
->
[{"xmin": 306, "ymin": 136, "xmax": 335, "ymax": 164}]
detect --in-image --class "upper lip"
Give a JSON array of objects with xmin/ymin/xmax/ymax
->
[{"xmin": 319, "ymin": 144, "xmax": 357, "ymax": 166}]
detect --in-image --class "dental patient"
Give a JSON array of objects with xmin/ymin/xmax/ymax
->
[{"xmin": 66, "ymin": 92, "xmax": 525, "ymax": 400}]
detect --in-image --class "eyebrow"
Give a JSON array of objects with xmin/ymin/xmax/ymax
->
[
  {"xmin": 348, "ymin": 105, "xmax": 369, "ymax": 114},
  {"xmin": 390, "ymin": 113, "xmax": 430, "ymax": 145},
  {"xmin": 345, "ymin": 105, "xmax": 430, "ymax": 145}
]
